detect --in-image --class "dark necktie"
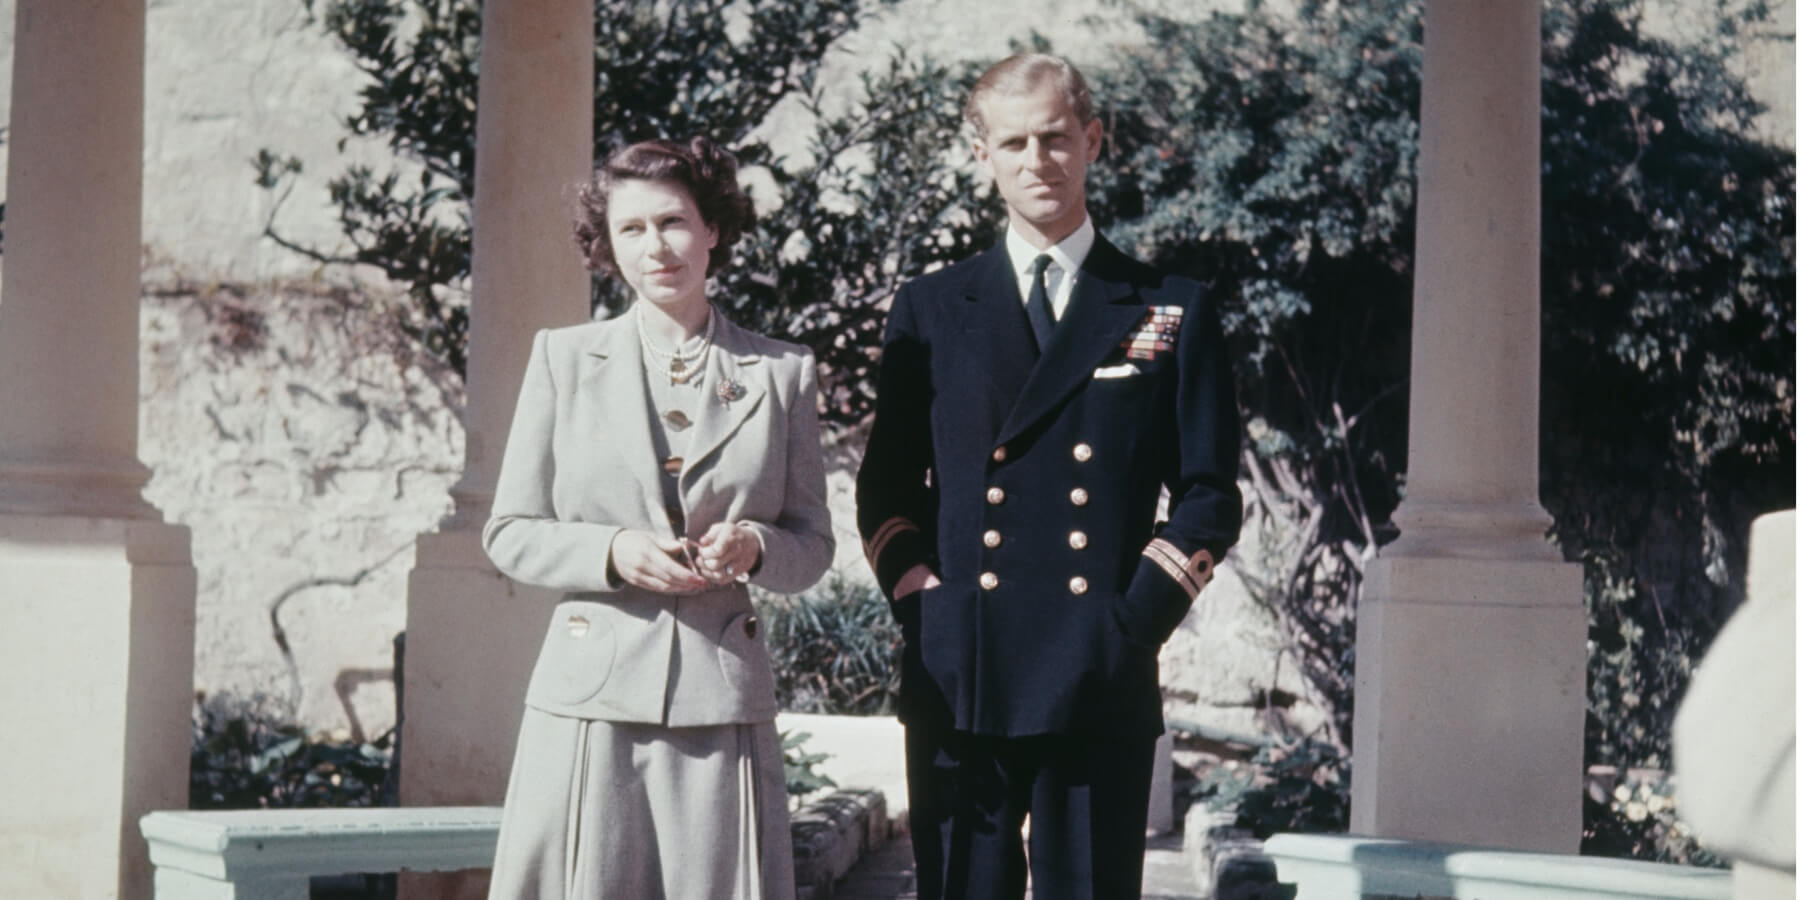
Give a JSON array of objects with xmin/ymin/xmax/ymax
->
[{"xmin": 1025, "ymin": 254, "xmax": 1056, "ymax": 352}]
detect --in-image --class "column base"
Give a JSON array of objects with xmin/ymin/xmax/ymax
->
[
  {"xmin": 0, "ymin": 515, "xmax": 195, "ymax": 900},
  {"xmin": 398, "ymin": 526, "xmax": 560, "ymax": 900},
  {"xmin": 1351, "ymin": 551, "xmax": 1586, "ymax": 853},
  {"xmin": 1384, "ymin": 497, "xmax": 1563, "ymax": 562},
  {"xmin": 0, "ymin": 456, "xmax": 160, "ymax": 520}
]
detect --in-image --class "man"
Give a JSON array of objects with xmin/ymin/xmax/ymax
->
[{"xmin": 855, "ymin": 53, "xmax": 1242, "ymax": 900}]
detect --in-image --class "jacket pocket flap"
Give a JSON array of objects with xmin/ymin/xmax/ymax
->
[{"xmin": 526, "ymin": 603, "xmax": 619, "ymax": 706}]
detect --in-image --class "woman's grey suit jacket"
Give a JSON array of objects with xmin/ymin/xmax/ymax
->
[{"xmin": 483, "ymin": 312, "xmax": 834, "ymax": 726}]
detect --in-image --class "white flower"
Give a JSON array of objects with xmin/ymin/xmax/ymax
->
[{"xmin": 780, "ymin": 230, "xmax": 814, "ymax": 265}]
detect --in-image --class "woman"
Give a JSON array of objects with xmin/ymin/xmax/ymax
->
[{"xmin": 481, "ymin": 136, "xmax": 834, "ymax": 899}]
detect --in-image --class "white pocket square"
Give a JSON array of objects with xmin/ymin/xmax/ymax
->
[{"xmin": 1093, "ymin": 363, "xmax": 1142, "ymax": 379}]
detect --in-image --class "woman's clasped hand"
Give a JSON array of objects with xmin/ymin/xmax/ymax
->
[
  {"xmin": 610, "ymin": 522, "xmax": 761, "ymax": 592},
  {"xmin": 609, "ymin": 530, "xmax": 705, "ymax": 593}
]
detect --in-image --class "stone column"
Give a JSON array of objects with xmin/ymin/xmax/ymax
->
[
  {"xmin": 1350, "ymin": 0, "xmax": 1587, "ymax": 852},
  {"xmin": 0, "ymin": 2, "xmax": 196, "ymax": 899},
  {"xmin": 399, "ymin": 0, "xmax": 591, "ymax": 895}
]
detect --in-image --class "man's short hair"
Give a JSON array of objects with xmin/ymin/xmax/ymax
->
[{"xmin": 964, "ymin": 53, "xmax": 1096, "ymax": 136}]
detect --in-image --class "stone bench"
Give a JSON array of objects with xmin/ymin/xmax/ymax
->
[
  {"xmin": 141, "ymin": 787, "xmax": 895, "ymax": 900},
  {"xmin": 1264, "ymin": 833, "xmax": 1732, "ymax": 900},
  {"xmin": 140, "ymin": 806, "xmax": 501, "ymax": 899}
]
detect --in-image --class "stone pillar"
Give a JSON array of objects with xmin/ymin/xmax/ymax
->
[
  {"xmin": 1350, "ymin": 0, "xmax": 1587, "ymax": 853},
  {"xmin": 398, "ymin": 0, "xmax": 591, "ymax": 895},
  {"xmin": 0, "ymin": 2, "xmax": 196, "ymax": 899}
]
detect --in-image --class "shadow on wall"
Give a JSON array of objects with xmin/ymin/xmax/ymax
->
[{"xmin": 335, "ymin": 667, "xmax": 397, "ymax": 746}]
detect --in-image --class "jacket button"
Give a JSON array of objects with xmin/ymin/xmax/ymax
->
[
  {"xmin": 744, "ymin": 616, "xmax": 759, "ymax": 638},
  {"xmin": 1073, "ymin": 443, "xmax": 1093, "ymax": 462},
  {"xmin": 1070, "ymin": 487, "xmax": 1089, "ymax": 506},
  {"xmin": 991, "ymin": 446, "xmax": 1007, "ymax": 463},
  {"xmin": 979, "ymin": 572, "xmax": 999, "ymax": 590},
  {"xmin": 1069, "ymin": 576, "xmax": 1089, "ymax": 595},
  {"xmin": 1069, "ymin": 531, "xmax": 1088, "ymax": 550},
  {"xmin": 566, "ymin": 615, "xmax": 590, "ymax": 638},
  {"xmin": 983, "ymin": 530, "xmax": 1002, "ymax": 548},
  {"xmin": 986, "ymin": 486, "xmax": 1006, "ymax": 505}
]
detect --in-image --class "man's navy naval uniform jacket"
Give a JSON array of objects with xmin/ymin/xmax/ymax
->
[{"xmin": 856, "ymin": 236, "xmax": 1243, "ymax": 740}]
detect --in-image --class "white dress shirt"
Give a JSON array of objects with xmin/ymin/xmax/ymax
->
[{"xmin": 1004, "ymin": 216, "xmax": 1095, "ymax": 322}]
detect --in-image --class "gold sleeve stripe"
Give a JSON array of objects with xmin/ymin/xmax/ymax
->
[
  {"xmin": 863, "ymin": 516, "xmax": 919, "ymax": 566},
  {"xmin": 1143, "ymin": 545, "xmax": 1196, "ymax": 598},
  {"xmin": 1143, "ymin": 538, "xmax": 1215, "ymax": 600},
  {"xmin": 1142, "ymin": 539, "xmax": 1201, "ymax": 598}
]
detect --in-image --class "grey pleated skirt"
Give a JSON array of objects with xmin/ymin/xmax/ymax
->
[{"xmin": 486, "ymin": 710, "xmax": 796, "ymax": 900}]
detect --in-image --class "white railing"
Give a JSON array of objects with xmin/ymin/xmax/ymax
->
[
  {"xmin": 139, "ymin": 806, "xmax": 500, "ymax": 900},
  {"xmin": 140, "ymin": 789, "xmax": 892, "ymax": 900},
  {"xmin": 1264, "ymin": 833, "xmax": 1732, "ymax": 900}
]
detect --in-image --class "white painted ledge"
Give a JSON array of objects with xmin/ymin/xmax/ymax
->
[
  {"xmin": 140, "ymin": 807, "xmax": 500, "ymax": 899},
  {"xmin": 774, "ymin": 712, "xmax": 1175, "ymax": 833},
  {"xmin": 1265, "ymin": 833, "xmax": 1731, "ymax": 900}
]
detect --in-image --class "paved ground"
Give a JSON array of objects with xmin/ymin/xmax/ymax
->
[
  {"xmin": 833, "ymin": 830, "xmax": 1203, "ymax": 899},
  {"xmin": 781, "ymin": 714, "xmax": 1207, "ymax": 898}
]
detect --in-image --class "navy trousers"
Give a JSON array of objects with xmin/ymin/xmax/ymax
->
[{"xmin": 905, "ymin": 723, "xmax": 1158, "ymax": 900}]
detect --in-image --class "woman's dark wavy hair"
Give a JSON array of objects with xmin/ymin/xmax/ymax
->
[{"xmin": 572, "ymin": 136, "xmax": 755, "ymax": 277}]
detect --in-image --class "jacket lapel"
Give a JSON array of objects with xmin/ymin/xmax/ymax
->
[
  {"xmin": 580, "ymin": 318, "xmax": 676, "ymax": 536},
  {"xmin": 960, "ymin": 245, "xmax": 1039, "ymax": 419},
  {"xmin": 680, "ymin": 315, "xmax": 766, "ymax": 488},
  {"xmin": 996, "ymin": 238, "xmax": 1145, "ymax": 446}
]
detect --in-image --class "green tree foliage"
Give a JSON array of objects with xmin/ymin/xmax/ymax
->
[
  {"xmin": 779, "ymin": 730, "xmax": 838, "ymax": 808},
  {"xmin": 717, "ymin": 52, "xmax": 995, "ymax": 424},
  {"xmin": 1538, "ymin": 0, "xmax": 1793, "ymax": 784},
  {"xmin": 258, "ymin": 0, "xmax": 988, "ymax": 425},
  {"xmin": 1094, "ymin": 0, "xmax": 1792, "ymax": 856},
  {"xmin": 1095, "ymin": 3, "xmax": 1422, "ymax": 756}
]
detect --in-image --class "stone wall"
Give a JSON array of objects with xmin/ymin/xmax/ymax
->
[{"xmin": 139, "ymin": 273, "xmax": 461, "ymax": 738}]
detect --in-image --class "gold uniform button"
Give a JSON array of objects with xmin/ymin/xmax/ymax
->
[
  {"xmin": 1069, "ymin": 531, "xmax": 1088, "ymax": 550},
  {"xmin": 992, "ymin": 446, "xmax": 1008, "ymax": 463},
  {"xmin": 1069, "ymin": 576, "xmax": 1089, "ymax": 595},
  {"xmin": 1073, "ymin": 443, "xmax": 1094, "ymax": 462},
  {"xmin": 986, "ymin": 486, "xmax": 1006, "ymax": 505},
  {"xmin": 1070, "ymin": 487, "xmax": 1090, "ymax": 506},
  {"xmin": 979, "ymin": 572, "xmax": 999, "ymax": 590},
  {"xmin": 983, "ymin": 529, "xmax": 1003, "ymax": 548}
]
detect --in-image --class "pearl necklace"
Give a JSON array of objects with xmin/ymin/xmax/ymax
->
[{"xmin": 637, "ymin": 304, "xmax": 714, "ymax": 386}]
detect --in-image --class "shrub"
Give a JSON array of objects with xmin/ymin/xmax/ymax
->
[
  {"xmin": 1189, "ymin": 736, "xmax": 1350, "ymax": 838},
  {"xmin": 1583, "ymin": 769, "xmax": 1725, "ymax": 867},
  {"xmin": 755, "ymin": 574, "xmax": 903, "ymax": 716},
  {"xmin": 780, "ymin": 729, "xmax": 838, "ymax": 810},
  {"xmin": 189, "ymin": 692, "xmax": 392, "ymax": 810}
]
